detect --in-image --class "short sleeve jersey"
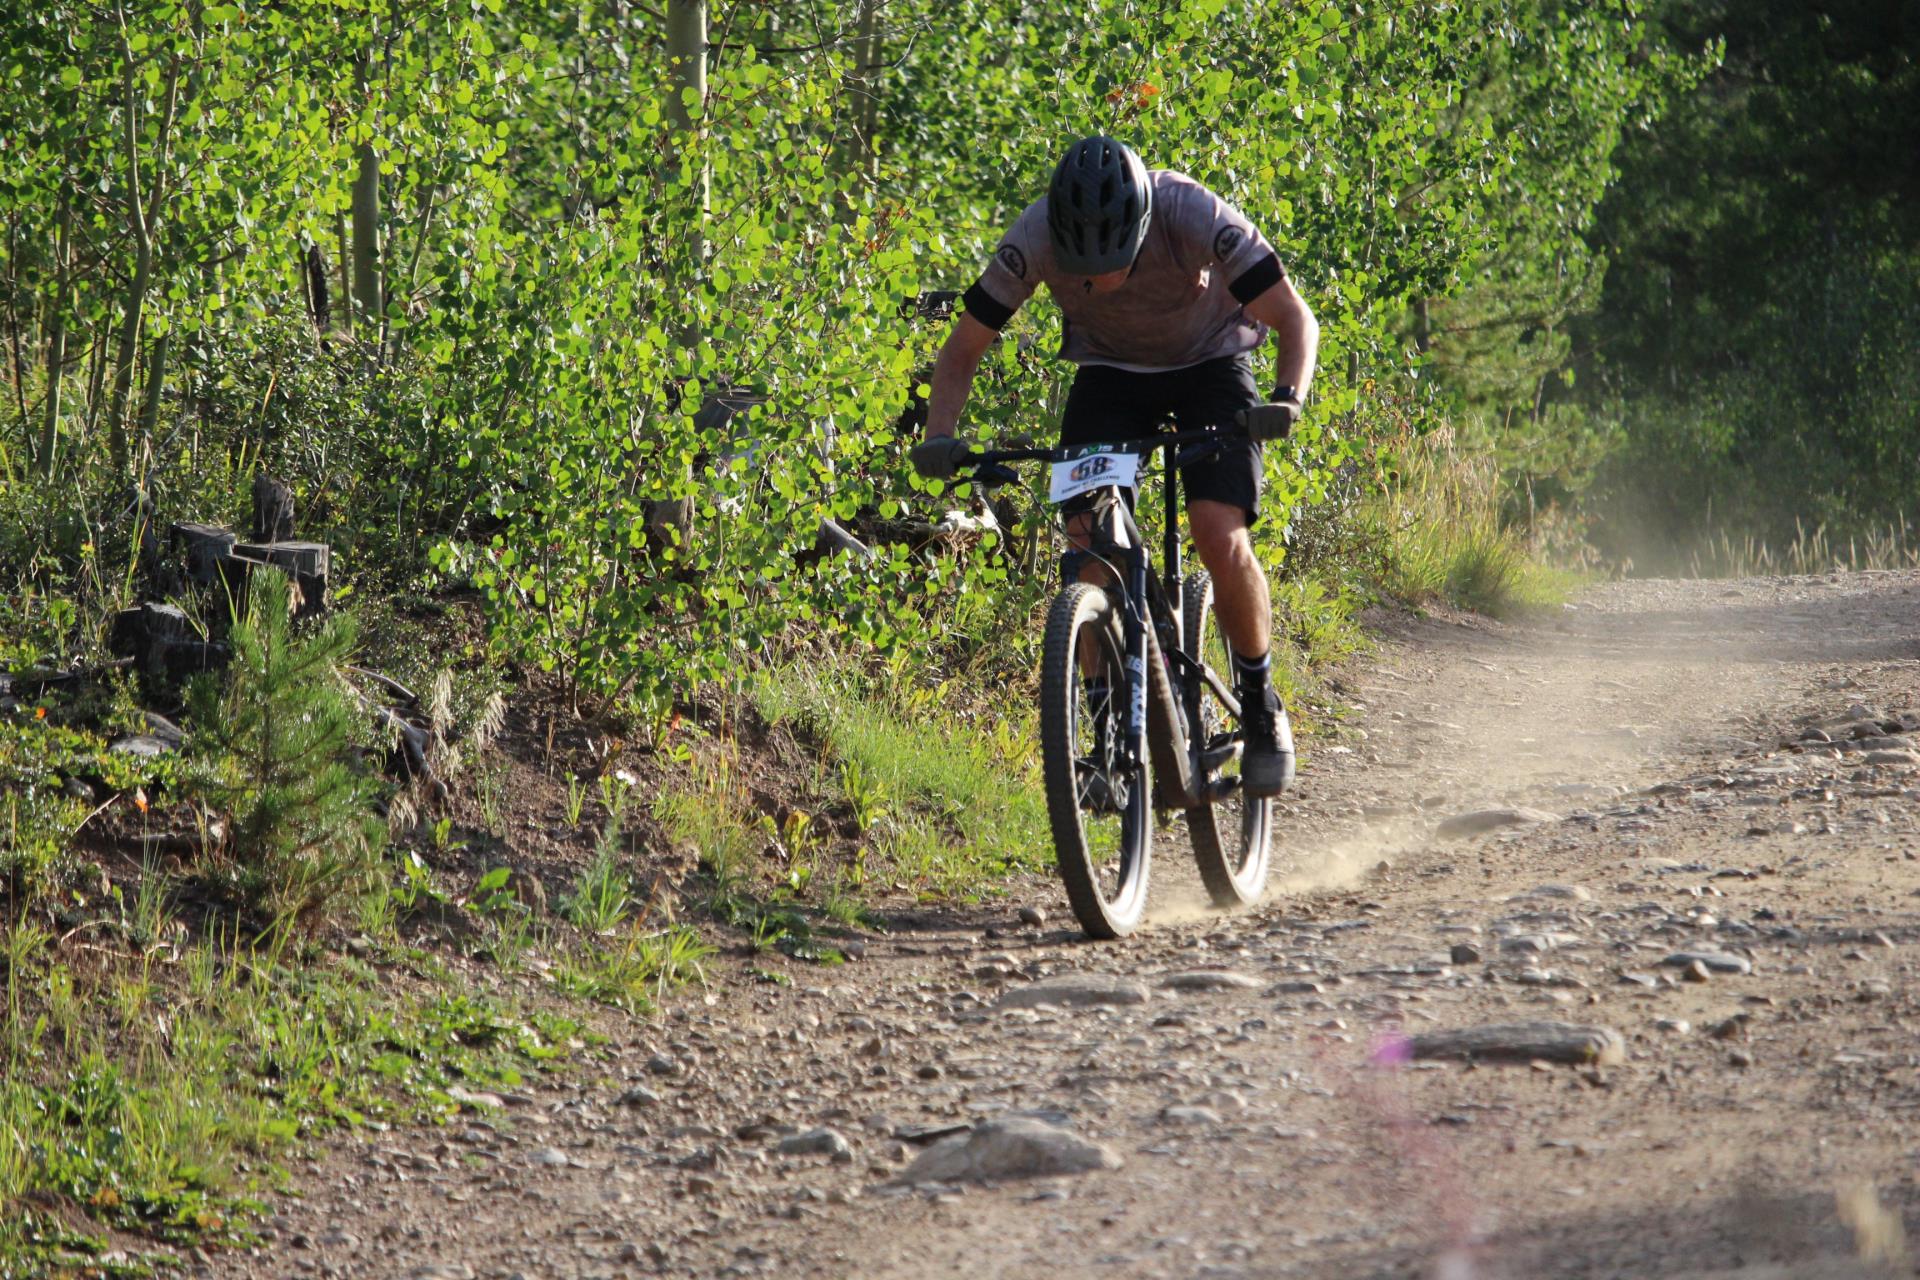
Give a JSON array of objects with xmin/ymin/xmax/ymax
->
[{"xmin": 962, "ymin": 170, "xmax": 1286, "ymax": 372}]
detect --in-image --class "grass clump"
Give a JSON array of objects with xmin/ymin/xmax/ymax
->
[
  {"xmin": 652, "ymin": 752, "xmax": 883, "ymax": 959},
  {"xmin": 554, "ymin": 926, "xmax": 713, "ymax": 1014},
  {"xmin": 1685, "ymin": 515, "xmax": 1920, "ymax": 578},
  {"xmin": 754, "ymin": 657, "xmax": 1051, "ymax": 897},
  {"xmin": 562, "ymin": 813, "xmax": 636, "ymax": 936},
  {"xmin": 1375, "ymin": 434, "xmax": 1573, "ymax": 618}
]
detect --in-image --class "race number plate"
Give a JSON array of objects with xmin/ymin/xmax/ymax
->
[{"xmin": 1047, "ymin": 446, "xmax": 1140, "ymax": 504}]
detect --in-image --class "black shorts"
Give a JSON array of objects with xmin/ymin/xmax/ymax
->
[{"xmin": 1058, "ymin": 353, "xmax": 1265, "ymax": 524}]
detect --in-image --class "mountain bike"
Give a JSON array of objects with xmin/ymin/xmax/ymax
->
[{"xmin": 958, "ymin": 421, "xmax": 1277, "ymax": 938}]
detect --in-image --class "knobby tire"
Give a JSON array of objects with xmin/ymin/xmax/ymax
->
[
  {"xmin": 1040, "ymin": 583, "xmax": 1152, "ymax": 938},
  {"xmin": 1183, "ymin": 570, "xmax": 1274, "ymax": 907}
]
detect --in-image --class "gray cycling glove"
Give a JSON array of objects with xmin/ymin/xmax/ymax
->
[
  {"xmin": 1234, "ymin": 398, "xmax": 1302, "ymax": 442},
  {"xmin": 910, "ymin": 435, "xmax": 973, "ymax": 480}
]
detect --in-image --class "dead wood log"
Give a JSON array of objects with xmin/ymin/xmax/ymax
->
[{"xmin": 813, "ymin": 518, "xmax": 876, "ymax": 562}]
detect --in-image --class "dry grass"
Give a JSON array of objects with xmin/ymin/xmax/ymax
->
[
  {"xmin": 1374, "ymin": 433, "xmax": 1574, "ymax": 618},
  {"xmin": 1685, "ymin": 515, "xmax": 1920, "ymax": 578}
]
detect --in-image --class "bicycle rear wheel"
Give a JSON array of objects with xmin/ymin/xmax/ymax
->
[
  {"xmin": 1040, "ymin": 582, "xmax": 1152, "ymax": 938},
  {"xmin": 1183, "ymin": 571, "xmax": 1274, "ymax": 908}
]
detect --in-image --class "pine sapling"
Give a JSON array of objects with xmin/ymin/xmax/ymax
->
[{"xmin": 191, "ymin": 569, "xmax": 386, "ymax": 924}]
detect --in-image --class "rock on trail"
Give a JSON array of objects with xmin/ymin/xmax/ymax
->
[
  {"xmin": 896, "ymin": 1117, "xmax": 1122, "ymax": 1184},
  {"xmin": 1408, "ymin": 1021, "xmax": 1628, "ymax": 1066},
  {"xmin": 1660, "ymin": 950, "xmax": 1753, "ymax": 975},
  {"xmin": 1153, "ymin": 969, "xmax": 1262, "ymax": 992},
  {"xmin": 1434, "ymin": 806, "xmax": 1559, "ymax": 838},
  {"xmin": 994, "ymin": 973, "xmax": 1151, "ymax": 1010}
]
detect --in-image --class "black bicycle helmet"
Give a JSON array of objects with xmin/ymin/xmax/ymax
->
[{"xmin": 1045, "ymin": 136, "xmax": 1153, "ymax": 276}]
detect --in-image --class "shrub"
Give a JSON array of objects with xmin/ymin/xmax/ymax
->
[{"xmin": 188, "ymin": 571, "xmax": 386, "ymax": 925}]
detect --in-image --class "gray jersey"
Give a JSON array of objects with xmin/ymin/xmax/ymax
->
[{"xmin": 963, "ymin": 170, "xmax": 1286, "ymax": 372}]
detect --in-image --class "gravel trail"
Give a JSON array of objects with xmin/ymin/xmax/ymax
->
[{"xmin": 212, "ymin": 572, "xmax": 1920, "ymax": 1280}]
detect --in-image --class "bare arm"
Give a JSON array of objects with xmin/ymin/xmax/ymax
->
[
  {"xmin": 1243, "ymin": 276, "xmax": 1319, "ymax": 403},
  {"xmin": 923, "ymin": 312, "xmax": 999, "ymax": 439}
]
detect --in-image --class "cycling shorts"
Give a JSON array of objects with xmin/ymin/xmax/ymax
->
[{"xmin": 1057, "ymin": 353, "xmax": 1266, "ymax": 525}]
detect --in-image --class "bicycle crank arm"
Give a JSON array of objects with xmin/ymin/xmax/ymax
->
[
  {"xmin": 1199, "ymin": 736, "xmax": 1242, "ymax": 773},
  {"xmin": 1200, "ymin": 774, "xmax": 1242, "ymax": 804}
]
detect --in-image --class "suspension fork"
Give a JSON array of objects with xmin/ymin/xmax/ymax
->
[{"xmin": 1121, "ymin": 533, "xmax": 1150, "ymax": 776}]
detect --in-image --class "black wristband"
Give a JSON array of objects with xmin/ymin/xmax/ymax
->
[{"xmin": 1271, "ymin": 384, "xmax": 1297, "ymax": 403}]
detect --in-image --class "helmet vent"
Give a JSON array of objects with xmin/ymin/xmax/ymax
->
[{"xmin": 1045, "ymin": 135, "xmax": 1153, "ymax": 275}]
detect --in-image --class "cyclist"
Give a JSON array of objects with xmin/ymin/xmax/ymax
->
[{"xmin": 911, "ymin": 135, "xmax": 1319, "ymax": 798}]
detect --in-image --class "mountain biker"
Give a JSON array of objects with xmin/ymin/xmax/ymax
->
[{"xmin": 911, "ymin": 135, "xmax": 1320, "ymax": 798}]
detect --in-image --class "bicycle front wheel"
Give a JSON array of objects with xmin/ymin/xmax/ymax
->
[
  {"xmin": 1040, "ymin": 582, "xmax": 1152, "ymax": 938},
  {"xmin": 1183, "ymin": 570, "xmax": 1274, "ymax": 908}
]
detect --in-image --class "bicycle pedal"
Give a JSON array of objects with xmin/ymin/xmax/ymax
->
[
  {"xmin": 1199, "ymin": 740, "xmax": 1242, "ymax": 772},
  {"xmin": 1201, "ymin": 775, "xmax": 1242, "ymax": 803}
]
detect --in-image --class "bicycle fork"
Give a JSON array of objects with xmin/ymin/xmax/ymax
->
[{"xmin": 1123, "ymin": 537, "xmax": 1150, "ymax": 791}]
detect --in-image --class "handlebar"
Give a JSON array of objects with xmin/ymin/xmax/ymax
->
[{"xmin": 957, "ymin": 422, "xmax": 1243, "ymax": 485}]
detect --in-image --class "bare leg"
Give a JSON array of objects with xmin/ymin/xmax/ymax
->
[
  {"xmin": 1187, "ymin": 498, "xmax": 1270, "ymax": 659},
  {"xmin": 1190, "ymin": 497, "xmax": 1292, "ymax": 796}
]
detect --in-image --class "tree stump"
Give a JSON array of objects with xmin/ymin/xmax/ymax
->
[
  {"xmin": 642, "ymin": 496, "xmax": 695, "ymax": 553},
  {"xmin": 252, "ymin": 473, "xmax": 295, "ymax": 543},
  {"xmin": 231, "ymin": 541, "xmax": 330, "ymax": 620},
  {"xmin": 107, "ymin": 602, "xmax": 231, "ymax": 676},
  {"xmin": 109, "ymin": 602, "xmax": 192, "ymax": 673},
  {"xmin": 169, "ymin": 522, "xmax": 238, "ymax": 589}
]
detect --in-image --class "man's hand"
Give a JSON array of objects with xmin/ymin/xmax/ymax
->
[
  {"xmin": 911, "ymin": 434, "xmax": 973, "ymax": 480},
  {"xmin": 1235, "ymin": 398, "xmax": 1302, "ymax": 442}
]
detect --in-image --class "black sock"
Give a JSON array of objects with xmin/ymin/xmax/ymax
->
[{"xmin": 1233, "ymin": 649, "xmax": 1271, "ymax": 691}]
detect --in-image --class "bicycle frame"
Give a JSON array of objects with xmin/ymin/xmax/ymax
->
[{"xmin": 968, "ymin": 426, "xmax": 1245, "ymax": 810}]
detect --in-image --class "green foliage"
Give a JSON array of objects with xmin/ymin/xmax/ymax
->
[
  {"xmin": 1, "ymin": 728, "xmax": 98, "ymax": 895},
  {"xmin": 187, "ymin": 571, "xmax": 386, "ymax": 924},
  {"xmin": 0, "ymin": 922, "xmax": 591, "ymax": 1266},
  {"xmin": 0, "ymin": 0, "xmax": 1679, "ymax": 700},
  {"xmin": 0, "ymin": 714, "xmax": 188, "ymax": 897},
  {"xmin": 1564, "ymin": 0, "xmax": 1920, "ymax": 564}
]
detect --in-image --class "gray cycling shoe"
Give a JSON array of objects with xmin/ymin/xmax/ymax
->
[{"xmin": 1239, "ymin": 686, "xmax": 1296, "ymax": 798}]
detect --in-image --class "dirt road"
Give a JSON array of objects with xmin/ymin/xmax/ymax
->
[{"xmin": 216, "ymin": 571, "xmax": 1920, "ymax": 1280}]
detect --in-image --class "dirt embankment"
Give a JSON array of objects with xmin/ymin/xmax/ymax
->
[{"xmin": 210, "ymin": 571, "xmax": 1920, "ymax": 1280}]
